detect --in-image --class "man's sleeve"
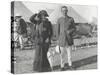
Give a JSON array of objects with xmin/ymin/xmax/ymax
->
[
  {"xmin": 69, "ymin": 18, "xmax": 76, "ymax": 33},
  {"xmin": 71, "ymin": 18, "xmax": 76, "ymax": 29},
  {"xmin": 19, "ymin": 19, "xmax": 27, "ymax": 33}
]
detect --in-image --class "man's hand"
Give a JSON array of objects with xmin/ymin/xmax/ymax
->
[{"xmin": 67, "ymin": 29, "xmax": 74, "ymax": 34}]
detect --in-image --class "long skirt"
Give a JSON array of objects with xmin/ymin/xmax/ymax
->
[{"xmin": 33, "ymin": 43, "xmax": 51, "ymax": 72}]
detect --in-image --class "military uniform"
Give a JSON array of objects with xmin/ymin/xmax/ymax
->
[
  {"xmin": 57, "ymin": 16, "xmax": 76, "ymax": 69},
  {"xmin": 57, "ymin": 16, "xmax": 76, "ymax": 47},
  {"xmin": 17, "ymin": 18, "xmax": 27, "ymax": 35},
  {"xmin": 16, "ymin": 18, "xmax": 27, "ymax": 49}
]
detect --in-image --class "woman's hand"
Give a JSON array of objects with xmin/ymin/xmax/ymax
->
[
  {"xmin": 67, "ymin": 30, "xmax": 70, "ymax": 34},
  {"xmin": 45, "ymin": 38, "xmax": 49, "ymax": 43}
]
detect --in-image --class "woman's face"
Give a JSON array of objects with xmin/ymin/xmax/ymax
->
[{"xmin": 41, "ymin": 15, "xmax": 46, "ymax": 20}]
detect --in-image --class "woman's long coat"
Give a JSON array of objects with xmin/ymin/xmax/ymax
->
[{"xmin": 33, "ymin": 19, "xmax": 53, "ymax": 72}]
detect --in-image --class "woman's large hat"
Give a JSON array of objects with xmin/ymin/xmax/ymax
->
[{"xmin": 38, "ymin": 10, "xmax": 49, "ymax": 17}]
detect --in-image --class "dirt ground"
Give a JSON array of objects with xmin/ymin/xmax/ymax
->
[{"xmin": 13, "ymin": 47, "xmax": 97, "ymax": 74}]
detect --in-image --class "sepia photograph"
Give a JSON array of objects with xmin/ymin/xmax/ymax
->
[{"xmin": 11, "ymin": 1, "xmax": 98, "ymax": 74}]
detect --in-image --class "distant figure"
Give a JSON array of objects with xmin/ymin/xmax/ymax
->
[
  {"xmin": 57, "ymin": 6, "xmax": 76, "ymax": 70},
  {"xmin": 15, "ymin": 13, "xmax": 27, "ymax": 50}
]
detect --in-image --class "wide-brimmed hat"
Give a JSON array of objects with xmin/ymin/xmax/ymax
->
[
  {"xmin": 38, "ymin": 10, "xmax": 49, "ymax": 17},
  {"xmin": 15, "ymin": 13, "xmax": 22, "ymax": 17}
]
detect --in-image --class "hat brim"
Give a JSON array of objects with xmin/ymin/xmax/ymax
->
[
  {"xmin": 39, "ymin": 13, "xmax": 49, "ymax": 17},
  {"xmin": 15, "ymin": 16, "xmax": 22, "ymax": 17}
]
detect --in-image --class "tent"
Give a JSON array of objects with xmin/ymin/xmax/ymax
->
[
  {"xmin": 22, "ymin": 2, "xmax": 97, "ymax": 24},
  {"xmin": 13, "ymin": 1, "xmax": 33, "ymax": 21},
  {"xmin": 13, "ymin": 1, "xmax": 97, "ymax": 24}
]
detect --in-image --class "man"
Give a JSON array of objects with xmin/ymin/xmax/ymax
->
[
  {"xmin": 15, "ymin": 13, "xmax": 27, "ymax": 50},
  {"xmin": 57, "ymin": 6, "xmax": 76, "ymax": 70}
]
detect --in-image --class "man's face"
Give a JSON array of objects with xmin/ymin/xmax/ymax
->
[
  {"xmin": 15, "ymin": 16, "xmax": 21, "ymax": 22},
  {"xmin": 61, "ymin": 7, "xmax": 68, "ymax": 16}
]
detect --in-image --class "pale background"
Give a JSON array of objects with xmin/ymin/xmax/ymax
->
[
  {"xmin": 14, "ymin": 1, "xmax": 97, "ymax": 24},
  {"xmin": 0, "ymin": 0, "xmax": 100, "ymax": 75}
]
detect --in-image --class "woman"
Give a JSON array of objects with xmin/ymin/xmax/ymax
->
[
  {"xmin": 38, "ymin": 10, "xmax": 53, "ymax": 72},
  {"xmin": 30, "ymin": 12, "xmax": 53, "ymax": 72}
]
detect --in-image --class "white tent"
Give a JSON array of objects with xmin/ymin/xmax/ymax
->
[
  {"xmin": 22, "ymin": 1, "xmax": 97, "ymax": 24},
  {"xmin": 13, "ymin": 1, "xmax": 97, "ymax": 24},
  {"xmin": 14, "ymin": 1, "xmax": 33, "ymax": 21}
]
